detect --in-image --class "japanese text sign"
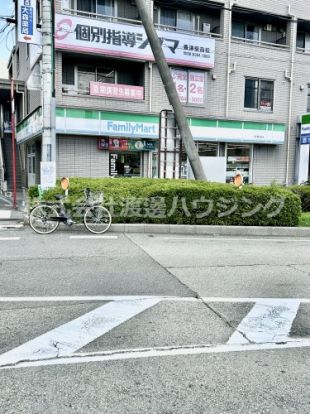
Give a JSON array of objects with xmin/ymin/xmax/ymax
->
[
  {"xmin": 171, "ymin": 68, "xmax": 205, "ymax": 105},
  {"xmin": 17, "ymin": 0, "xmax": 41, "ymax": 44},
  {"xmin": 55, "ymin": 14, "xmax": 215, "ymax": 69},
  {"xmin": 90, "ymin": 82, "xmax": 144, "ymax": 100}
]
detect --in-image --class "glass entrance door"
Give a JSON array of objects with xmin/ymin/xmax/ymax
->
[
  {"xmin": 109, "ymin": 152, "xmax": 141, "ymax": 177},
  {"xmin": 226, "ymin": 144, "xmax": 251, "ymax": 183}
]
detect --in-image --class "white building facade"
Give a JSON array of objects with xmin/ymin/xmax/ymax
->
[{"xmin": 10, "ymin": 0, "xmax": 310, "ymax": 186}]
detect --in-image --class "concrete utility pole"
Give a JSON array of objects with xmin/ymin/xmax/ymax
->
[
  {"xmin": 135, "ymin": 0, "xmax": 206, "ymax": 180},
  {"xmin": 41, "ymin": 0, "xmax": 56, "ymax": 170}
]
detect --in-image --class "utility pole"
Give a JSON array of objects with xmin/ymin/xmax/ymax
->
[
  {"xmin": 41, "ymin": 0, "xmax": 56, "ymax": 186},
  {"xmin": 135, "ymin": 0, "xmax": 206, "ymax": 180}
]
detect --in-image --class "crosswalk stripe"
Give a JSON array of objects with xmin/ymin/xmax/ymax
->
[
  {"xmin": 2, "ymin": 340, "xmax": 310, "ymax": 370},
  {"xmin": 0, "ymin": 237, "xmax": 21, "ymax": 241},
  {"xmin": 69, "ymin": 235, "xmax": 118, "ymax": 240},
  {"xmin": 0, "ymin": 211, "xmax": 11, "ymax": 219},
  {"xmin": 227, "ymin": 299, "xmax": 300, "ymax": 345},
  {"xmin": 0, "ymin": 298, "xmax": 160, "ymax": 367}
]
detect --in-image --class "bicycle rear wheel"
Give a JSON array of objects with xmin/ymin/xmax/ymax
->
[
  {"xmin": 29, "ymin": 204, "xmax": 60, "ymax": 234},
  {"xmin": 84, "ymin": 206, "xmax": 112, "ymax": 234}
]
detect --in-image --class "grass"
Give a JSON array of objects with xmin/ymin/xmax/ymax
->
[{"xmin": 299, "ymin": 212, "xmax": 310, "ymax": 227}]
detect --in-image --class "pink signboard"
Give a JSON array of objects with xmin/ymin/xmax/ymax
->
[
  {"xmin": 90, "ymin": 82, "xmax": 144, "ymax": 101},
  {"xmin": 55, "ymin": 14, "xmax": 215, "ymax": 69}
]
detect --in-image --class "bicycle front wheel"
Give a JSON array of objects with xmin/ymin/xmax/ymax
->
[
  {"xmin": 29, "ymin": 204, "xmax": 60, "ymax": 234},
  {"xmin": 84, "ymin": 206, "xmax": 112, "ymax": 234}
]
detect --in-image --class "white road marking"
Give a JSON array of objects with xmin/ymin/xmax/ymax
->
[
  {"xmin": 0, "ymin": 237, "xmax": 21, "ymax": 241},
  {"xmin": 0, "ymin": 211, "xmax": 11, "ymax": 219},
  {"xmin": 227, "ymin": 299, "xmax": 300, "ymax": 345},
  {"xmin": 201, "ymin": 297, "xmax": 310, "ymax": 304},
  {"xmin": 0, "ymin": 298, "xmax": 160, "ymax": 367},
  {"xmin": 0, "ymin": 224, "xmax": 23, "ymax": 229},
  {"xmin": 0, "ymin": 296, "xmax": 310, "ymax": 303},
  {"xmin": 160, "ymin": 237, "xmax": 310, "ymax": 243},
  {"xmin": 70, "ymin": 235, "xmax": 118, "ymax": 240},
  {"xmin": 2, "ymin": 340, "xmax": 310, "ymax": 370},
  {"xmin": 0, "ymin": 295, "xmax": 169, "ymax": 302}
]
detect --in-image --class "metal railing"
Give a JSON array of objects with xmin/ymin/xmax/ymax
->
[
  {"xmin": 154, "ymin": 23, "xmax": 222, "ymax": 39},
  {"xmin": 231, "ymin": 36, "xmax": 289, "ymax": 50},
  {"xmin": 61, "ymin": 8, "xmax": 142, "ymax": 26},
  {"xmin": 61, "ymin": 8, "xmax": 222, "ymax": 39},
  {"xmin": 296, "ymin": 46, "xmax": 310, "ymax": 54}
]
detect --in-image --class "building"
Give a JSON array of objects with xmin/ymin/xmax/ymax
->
[
  {"xmin": 0, "ymin": 60, "xmax": 22, "ymax": 196},
  {"xmin": 8, "ymin": 0, "xmax": 310, "ymax": 186}
]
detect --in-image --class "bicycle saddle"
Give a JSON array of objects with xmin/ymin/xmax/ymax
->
[{"xmin": 55, "ymin": 194, "xmax": 66, "ymax": 200}]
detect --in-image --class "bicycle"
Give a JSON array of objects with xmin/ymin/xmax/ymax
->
[{"xmin": 29, "ymin": 188, "xmax": 112, "ymax": 235}]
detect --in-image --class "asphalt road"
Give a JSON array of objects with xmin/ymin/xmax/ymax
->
[{"xmin": 0, "ymin": 226, "xmax": 310, "ymax": 413}]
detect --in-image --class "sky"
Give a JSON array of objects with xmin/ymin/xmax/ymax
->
[{"xmin": 0, "ymin": 1, "xmax": 15, "ymax": 62}]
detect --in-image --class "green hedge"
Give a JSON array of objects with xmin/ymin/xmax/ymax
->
[
  {"xmin": 290, "ymin": 186, "xmax": 310, "ymax": 212},
  {"xmin": 28, "ymin": 178, "xmax": 301, "ymax": 227}
]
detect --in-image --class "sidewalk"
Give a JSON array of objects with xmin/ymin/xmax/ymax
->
[{"xmin": 0, "ymin": 192, "xmax": 26, "ymax": 227}]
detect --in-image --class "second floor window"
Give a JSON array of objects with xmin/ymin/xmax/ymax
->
[
  {"xmin": 159, "ymin": 8, "xmax": 194, "ymax": 32},
  {"xmin": 244, "ymin": 78, "xmax": 274, "ymax": 112},
  {"xmin": 70, "ymin": 0, "xmax": 114, "ymax": 16},
  {"xmin": 307, "ymin": 85, "xmax": 310, "ymax": 113},
  {"xmin": 62, "ymin": 60, "xmax": 144, "ymax": 95},
  {"xmin": 78, "ymin": 66, "xmax": 115, "ymax": 93}
]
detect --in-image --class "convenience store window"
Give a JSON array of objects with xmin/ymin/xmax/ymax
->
[
  {"xmin": 110, "ymin": 152, "xmax": 141, "ymax": 177},
  {"xmin": 226, "ymin": 144, "xmax": 251, "ymax": 184},
  {"xmin": 197, "ymin": 142, "xmax": 218, "ymax": 156}
]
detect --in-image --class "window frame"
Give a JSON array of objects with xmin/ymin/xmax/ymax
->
[
  {"xmin": 69, "ymin": 0, "xmax": 116, "ymax": 16},
  {"xmin": 159, "ymin": 7, "xmax": 195, "ymax": 32},
  {"xmin": 244, "ymin": 77, "xmax": 274, "ymax": 112},
  {"xmin": 307, "ymin": 85, "xmax": 310, "ymax": 113},
  {"xmin": 63, "ymin": 61, "xmax": 144, "ymax": 95}
]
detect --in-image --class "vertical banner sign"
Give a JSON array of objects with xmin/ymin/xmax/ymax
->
[
  {"xmin": 188, "ymin": 71, "xmax": 205, "ymax": 105},
  {"xmin": 171, "ymin": 68, "xmax": 188, "ymax": 104},
  {"xmin": 110, "ymin": 154, "xmax": 118, "ymax": 177},
  {"xmin": 40, "ymin": 162, "xmax": 56, "ymax": 190},
  {"xmin": 18, "ymin": 0, "xmax": 41, "ymax": 44},
  {"xmin": 171, "ymin": 69, "xmax": 205, "ymax": 105}
]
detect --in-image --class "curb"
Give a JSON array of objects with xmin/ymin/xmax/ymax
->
[
  {"xmin": 108, "ymin": 223, "xmax": 310, "ymax": 237},
  {"xmin": 6, "ymin": 218, "xmax": 310, "ymax": 237}
]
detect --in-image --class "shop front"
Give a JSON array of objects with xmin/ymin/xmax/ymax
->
[
  {"xmin": 187, "ymin": 119, "xmax": 285, "ymax": 183},
  {"xmin": 98, "ymin": 137, "xmax": 156, "ymax": 177},
  {"xmin": 16, "ymin": 106, "xmax": 286, "ymax": 185}
]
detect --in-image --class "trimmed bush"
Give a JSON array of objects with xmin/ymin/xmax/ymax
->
[
  {"xmin": 290, "ymin": 185, "xmax": 310, "ymax": 212},
  {"xmin": 28, "ymin": 177, "xmax": 301, "ymax": 227}
]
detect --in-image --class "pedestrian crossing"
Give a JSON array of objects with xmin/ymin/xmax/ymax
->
[{"xmin": 0, "ymin": 296, "xmax": 309, "ymax": 370}]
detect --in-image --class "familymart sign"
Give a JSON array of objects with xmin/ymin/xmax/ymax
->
[
  {"xmin": 300, "ymin": 114, "xmax": 310, "ymax": 144},
  {"xmin": 56, "ymin": 108, "xmax": 159, "ymax": 139},
  {"xmin": 16, "ymin": 107, "xmax": 285, "ymax": 145}
]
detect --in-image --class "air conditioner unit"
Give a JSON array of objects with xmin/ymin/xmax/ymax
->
[
  {"xmin": 202, "ymin": 23, "xmax": 211, "ymax": 33},
  {"xmin": 264, "ymin": 24, "xmax": 273, "ymax": 32}
]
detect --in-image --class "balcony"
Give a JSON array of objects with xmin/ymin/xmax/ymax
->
[
  {"xmin": 231, "ymin": 7, "xmax": 289, "ymax": 50},
  {"xmin": 153, "ymin": 0, "xmax": 222, "ymax": 39},
  {"xmin": 296, "ymin": 20, "xmax": 310, "ymax": 54}
]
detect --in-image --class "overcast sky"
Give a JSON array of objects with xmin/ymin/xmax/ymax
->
[{"xmin": 0, "ymin": 1, "xmax": 15, "ymax": 62}]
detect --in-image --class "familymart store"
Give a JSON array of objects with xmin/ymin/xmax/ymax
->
[{"xmin": 16, "ymin": 107, "xmax": 286, "ymax": 185}]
